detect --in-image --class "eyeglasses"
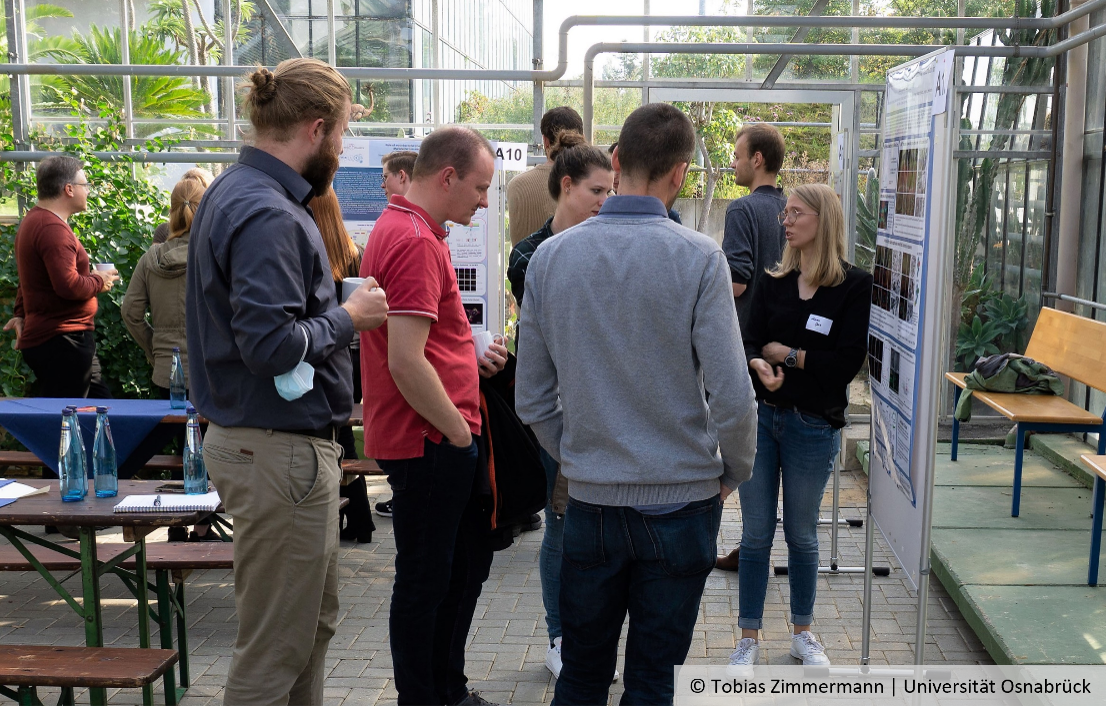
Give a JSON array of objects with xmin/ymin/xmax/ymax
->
[
  {"xmin": 69, "ymin": 181, "xmax": 93, "ymax": 193},
  {"xmin": 777, "ymin": 208, "xmax": 817, "ymax": 225}
]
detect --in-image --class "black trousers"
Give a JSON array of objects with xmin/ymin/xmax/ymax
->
[{"xmin": 21, "ymin": 330, "xmax": 111, "ymax": 398}]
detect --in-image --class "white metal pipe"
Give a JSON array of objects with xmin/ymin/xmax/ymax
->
[
  {"xmin": 1056, "ymin": 0, "xmax": 1089, "ymax": 310},
  {"xmin": 5, "ymin": 5, "xmax": 1106, "ymax": 85},
  {"xmin": 223, "ymin": 0, "xmax": 235, "ymax": 141},
  {"xmin": 327, "ymin": 0, "xmax": 336, "ymax": 66},
  {"xmin": 120, "ymin": 0, "xmax": 134, "ymax": 139}
]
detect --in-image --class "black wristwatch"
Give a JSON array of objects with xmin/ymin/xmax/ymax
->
[{"xmin": 785, "ymin": 348, "xmax": 799, "ymax": 368}]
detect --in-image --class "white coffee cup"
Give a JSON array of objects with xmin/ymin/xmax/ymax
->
[
  {"xmin": 94, "ymin": 263, "xmax": 116, "ymax": 272},
  {"xmin": 341, "ymin": 277, "xmax": 366, "ymax": 303},
  {"xmin": 472, "ymin": 330, "xmax": 494, "ymax": 360}
]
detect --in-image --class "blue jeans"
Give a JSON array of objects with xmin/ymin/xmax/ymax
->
[
  {"xmin": 555, "ymin": 496, "xmax": 723, "ymax": 705},
  {"xmin": 539, "ymin": 447, "xmax": 563, "ymax": 643},
  {"xmin": 738, "ymin": 402, "xmax": 839, "ymax": 631},
  {"xmin": 379, "ymin": 437, "xmax": 494, "ymax": 706}
]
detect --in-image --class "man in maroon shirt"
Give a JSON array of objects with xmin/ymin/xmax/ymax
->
[
  {"xmin": 4, "ymin": 156, "xmax": 119, "ymax": 397},
  {"xmin": 361, "ymin": 127, "xmax": 506, "ymax": 706}
]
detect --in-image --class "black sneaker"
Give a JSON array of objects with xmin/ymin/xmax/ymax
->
[
  {"xmin": 375, "ymin": 499, "xmax": 393, "ymax": 517},
  {"xmin": 520, "ymin": 512, "xmax": 542, "ymax": 532},
  {"xmin": 453, "ymin": 691, "xmax": 498, "ymax": 706}
]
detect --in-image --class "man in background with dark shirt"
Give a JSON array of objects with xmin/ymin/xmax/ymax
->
[
  {"xmin": 5, "ymin": 155, "xmax": 118, "ymax": 397},
  {"xmin": 186, "ymin": 58, "xmax": 388, "ymax": 705},
  {"xmin": 722, "ymin": 123, "xmax": 787, "ymax": 334},
  {"xmin": 717, "ymin": 123, "xmax": 787, "ymax": 572}
]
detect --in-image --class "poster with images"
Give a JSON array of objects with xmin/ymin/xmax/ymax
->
[
  {"xmin": 867, "ymin": 47, "xmax": 955, "ymax": 590},
  {"xmin": 333, "ymin": 138, "xmax": 522, "ymax": 336}
]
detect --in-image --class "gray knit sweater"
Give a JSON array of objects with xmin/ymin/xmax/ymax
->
[{"xmin": 515, "ymin": 195, "xmax": 758, "ymax": 506}]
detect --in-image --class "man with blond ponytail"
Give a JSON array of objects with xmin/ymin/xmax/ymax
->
[{"xmin": 186, "ymin": 58, "xmax": 388, "ymax": 705}]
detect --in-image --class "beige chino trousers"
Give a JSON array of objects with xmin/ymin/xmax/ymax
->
[{"xmin": 204, "ymin": 424, "xmax": 342, "ymax": 706}]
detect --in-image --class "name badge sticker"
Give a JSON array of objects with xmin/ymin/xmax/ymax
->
[{"xmin": 806, "ymin": 314, "xmax": 833, "ymax": 335}]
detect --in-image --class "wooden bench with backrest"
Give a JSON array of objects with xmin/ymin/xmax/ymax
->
[
  {"xmin": 0, "ymin": 645, "xmax": 177, "ymax": 706},
  {"xmin": 1077, "ymin": 455, "xmax": 1106, "ymax": 587},
  {"xmin": 946, "ymin": 307, "xmax": 1106, "ymax": 517},
  {"xmin": 0, "ymin": 542, "xmax": 233, "ymax": 706}
]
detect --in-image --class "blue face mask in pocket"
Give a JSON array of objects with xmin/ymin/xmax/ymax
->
[{"xmin": 274, "ymin": 323, "xmax": 315, "ymax": 401}]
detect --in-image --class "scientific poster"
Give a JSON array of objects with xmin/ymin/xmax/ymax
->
[
  {"xmin": 868, "ymin": 48, "xmax": 955, "ymax": 589},
  {"xmin": 333, "ymin": 138, "xmax": 523, "ymax": 336}
]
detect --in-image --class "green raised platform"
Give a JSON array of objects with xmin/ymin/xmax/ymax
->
[{"xmin": 931, "ymin": 439, "xmax": 1106, "ymax": 664}]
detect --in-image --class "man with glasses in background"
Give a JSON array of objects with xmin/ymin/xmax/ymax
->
[
  {"xmin": 4, "ymin": 155, "xmax": 118, "ymax": 397},
  {"xmin": 381, "ymin": 150, "xmax": 418, "ymax": 202},
  {"xmin": 716, "ymin": 123, "xmax": 787, "ymax": 572}
]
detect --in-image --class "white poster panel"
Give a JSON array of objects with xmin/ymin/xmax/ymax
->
[
  {"xmin": 333, "ymin": 137, "xmax": 507, "ymax": 336},
  {"xmin": 868, "ymin": 48, "xmax": 957, "ymax": 590}
]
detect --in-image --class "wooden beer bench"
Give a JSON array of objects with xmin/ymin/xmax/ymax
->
[
  {"xmin": 0, "ymin": 645, "xmax": 177, "ymax": 706},
  {"xmin": 0, "ymin": 542, "xmax": 233, "ymax": 705},
  {"xmin": 946, "ymin": 307, "xmax": 1106, "ymax": 517}
]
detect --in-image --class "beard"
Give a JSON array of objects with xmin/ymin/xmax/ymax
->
[{"xmin": 302, "ymin": 136, "xmax": 341, "ymax": 197}]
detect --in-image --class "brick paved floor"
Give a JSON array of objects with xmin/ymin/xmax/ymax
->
[{"xmin": 0, "ymin": 468, "xmax": 991, "ymax": 705}]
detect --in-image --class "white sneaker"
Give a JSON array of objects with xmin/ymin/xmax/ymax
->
[
  {"xmin": 726, "ymin": 637, "xmax": 759, "ymax": 677},
  {"xmin": 545, "ymin": 636, "xmax": 619, "ymax": 682},
  {"xmin": 790, "ymin": 631, "xmax": 830, "ymax": 666},
  {"xmin": 545, "ymin": 637, "xmax": 562, "ymax": 679}
]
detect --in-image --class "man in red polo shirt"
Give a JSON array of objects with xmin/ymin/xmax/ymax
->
[{"xmin": 361, "ymin": 126, "xmax": 505, "ymax": 706}]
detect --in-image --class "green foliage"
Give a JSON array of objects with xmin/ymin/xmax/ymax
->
[
  {"xmin": 0, "ymin": 99, "xmax": 172, "ymax": 398},
  {"xmin": 36, "ymin": 25, "xmax": 211, "ymax": 130},
  {"xmin": 0, "ymin": 3, "xmax": 82, "ymax": 97},
  {"xmin": 955, "ymin": 315, "xmax": 1001, "ymax": 368},
  {"xmin": 954, "ymin": 268, "xmax": 1030, "ymax": 369},
  {"xmin": 856, "ymin": 168, "xmax": 878, "ymax": 271},
  {"xmin": 148, "ymin": 0, "xmax": 256, "ymax": 66}
]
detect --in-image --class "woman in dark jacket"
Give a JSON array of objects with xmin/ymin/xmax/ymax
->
[
  {"xmin": 728, "ymin": 183, "xmax": 873, "ymax": 672},
  {"xmin": 310, "ymin": 187, "xmax": 375, "ymax": 544}
]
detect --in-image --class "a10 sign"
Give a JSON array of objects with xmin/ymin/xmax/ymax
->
[{"xmin": 490, "ymin": 141, "xmax": 527, "ymax": 172}]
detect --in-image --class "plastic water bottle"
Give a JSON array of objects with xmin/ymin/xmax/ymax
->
[
  {"xmin": 169, "ymin": 347, "xmax": 187, "ymax": 409},
  {"xmin": 183, "ymin": 406, "xmax": 208, "ymax": 495},
  {"xmin": 92, "ymin": 407, "xmax": 118, "ymax": 498},
  {"xmin": 58, "ymin": 410, "xmax": 86, "ymax": 502}
]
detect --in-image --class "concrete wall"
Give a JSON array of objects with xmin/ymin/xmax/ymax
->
[{"xmin": 672, "ymin": 197, "xmax": 733, "ymax": 247}]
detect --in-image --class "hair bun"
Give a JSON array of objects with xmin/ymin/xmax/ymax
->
[
  {"xmin": 249, "ymin": 68, "xmax": 277, "ymax": 103},
  {"xmin": 549, "ymin": 129, "xmax": 586, "ymax": 161}
]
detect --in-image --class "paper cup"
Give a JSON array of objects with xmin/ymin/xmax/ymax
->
[
  {"xmin": 341, "ymin": 277, "xmax": 366, "ymax": 303},
  {"xmin": 94, "ymin": 263, "xmax": 116, "ymax": 272}
]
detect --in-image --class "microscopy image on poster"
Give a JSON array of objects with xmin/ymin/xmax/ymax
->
[{"xmin": 870, "ymin": 239, "xmax": 923, "ymax": 349}]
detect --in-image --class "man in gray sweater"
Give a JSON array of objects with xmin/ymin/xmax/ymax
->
[{"xmin": 516, "ymin": 103, "xmax": 758, "ymax": 705}]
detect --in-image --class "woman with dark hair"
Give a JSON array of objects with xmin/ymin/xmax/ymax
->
[
  {"xmin": 309, "ymin": 186, "xmax": 375, "ymax": 544},
  {"xmin": 728, "ymin": 183, "xmax": 873, "ymax": 672},
  {"xmin": 508, "ymin": 130, "xmax": 615, "ymax": 679}
]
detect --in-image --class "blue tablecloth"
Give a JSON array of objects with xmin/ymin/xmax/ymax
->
[{"xmin": 0, "ymin": 398, "xmax": 186, "ymax": 476}]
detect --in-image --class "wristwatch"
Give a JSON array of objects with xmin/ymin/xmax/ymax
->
[{"xmin": 785, "ymin": 348, "xmax": 799, "ymax": 368}]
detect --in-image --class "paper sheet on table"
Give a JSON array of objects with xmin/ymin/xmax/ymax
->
[{"xmin": 0, "ymin": 480, "xmax": 50, "ymax": 499}]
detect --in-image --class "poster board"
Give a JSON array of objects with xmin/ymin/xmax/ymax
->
[
  {"xmin": 867, "ymin": 48, "xmax": 956, "ymax": 590},
  {"xmin": 333, "ymin": 137, "xmax": 524, "ymax": 337}
]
